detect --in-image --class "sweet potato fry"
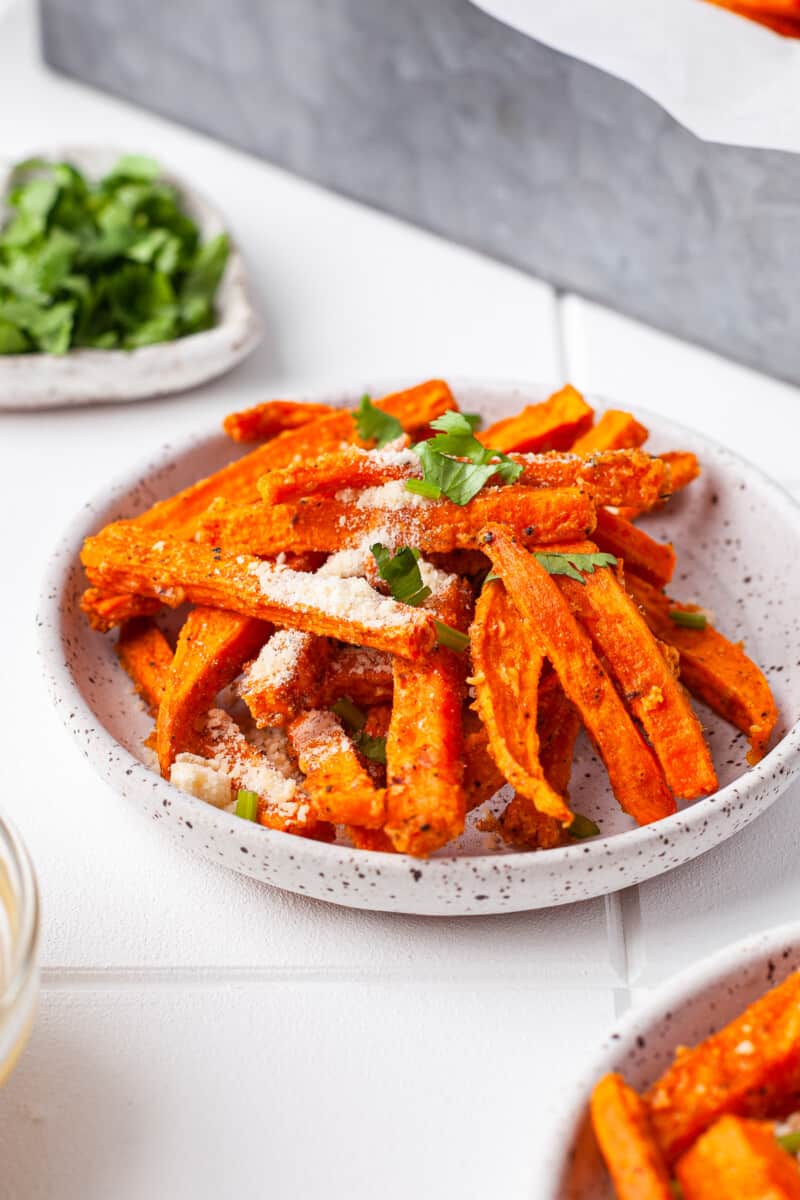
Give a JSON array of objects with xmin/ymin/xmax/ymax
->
[
  {"xmin": 647, "ymin": 968, "xmax": 800, "ymax": 1163},
  {"xmin": 384, "ymin": 580, "xmax": 471, "ymax": 856},
  {"xmin": 194, "ymin": 709, "xmax": 335, "ymax": 841},
  {"xmin": 594, "ymin": 507, "xmax": 677, "ymax": 588},
  {"xmin": 346, "ymin": 826, "xmax": 396, "ymax": 852},
  {"xmin": 81, "ymin": 525, "xmax": 437, "ymax": 660},
  {"xmin": 478, "ymin": 384, "xmax": 594, "ymax": 453},
  {"xmin": 317, "ymin": 646, "xmax": 394, "ymax": 708},
  {"xmin": 113, "ymin": 380, "xmax": 456, "ymax": 545},
  {"xmin": 257, "ymin": 445, "xmax": 669, "ymax": 511},
  {"xmin": 288, "ymin": 709, "xmax": 386, "ymax": 827},
  {"xmin": 241, "ymin": 631, "xmax": 331, "ymax": 729},
  {"xmin": 469, "ymin": 579, "xmax": 573, "ymax": 823},
  {"xmin": 223, "ymin": 400, "xmax": 334, "ymax": 443},
  {"xmin": 590, "ymin": 1073, "xmax": 674, "ymax": 1200},
  {"xmin": 198, "ymin": 486, "xmax": 597, "ymax": 557},
  {"xmin": 480, "ymin": 525, "xmax": 675, "ymax": 825},
  {"xmin": 116, "ymin": 618, "xmax": 173, "ymax": 714},
  {"xmin": 156, "ymin": 607, "xmax": 271, "ymax": 775},
  {"xmin": 462, "ymin": 711, "xmax": 506, "ymax": 811},
  {"xmin": 627, "ymin": 574, "xmax": 778, "ymax": 764},
  {"xmin": 536, "ymin": 673, "xmax": 582, "ymax": 796},
  {"xmin": 495, "ymin": 676, "xmax": 580, "ymax": 849},
  {"xmin": 554, "ymin": 545, "xmax": 718, "ymax": 800},
  {"xmin": 82, "ymin": 588, "xmax": 162, "ymax": 632},
  {"xmin": 618, "ymin": 450, "xmax": 701, "ymax": 521},
  {"xmin": 572, "ymin": 410, "xmax": 649, "ymax": 453},
  {"xmin": 676, "ymin": 1115, "xmax": 800, "ymax": 1199}
]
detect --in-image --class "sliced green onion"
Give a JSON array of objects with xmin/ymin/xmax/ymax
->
[
  {"xmin": 777, "ymin": 1130, "xmax": 800, "ymax": 1155},
  {"xmin": 669, "ymin": 609, "xmax": 707, "ymax": 630},
  {"xmin": 331, "ymin": 697, "xmax": 366, "ymax": 733},
  {"xmin": 568, "ymin": 813, "xmax": 600, "ymax": 840},
  {"xmin": 433, "ymin": 620, "xmax": 469, "ymax": 653},
  {"xmin": 405, "ymin": 477, "xmax": 442, "ymax": 500},
  {"xmin": 235, "ymin": 789, "xmax": 259, "ymax": 822}
]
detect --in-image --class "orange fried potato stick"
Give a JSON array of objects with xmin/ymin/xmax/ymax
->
[
  {"xmin": 676, "ymin": 1115, "xmax": 800, "ymax": 1199},
  {"xmin": 156, "ymin": 607, "xmax": 271, "ymax": 775},
  {"xmin": 384, "ymin": 580, "xmax": 471, "ymax": 856},
  {"xmin": 198, "ymin": 486, "xmax": 597, "ymax": 558},
  {"xmin": 469, "ymin": 579, "xmax": 574, "ymax": 824},
  {"xmin": 288, "ymin": 710, "xmax": 385, "ymax": 828},
  {"xmin": 480, "ymin": 524, "xmax": 675, "ymax": 826},
  {"xmin": 116, "ymin": 618, "xmax": 173, "ymax": 714},
  {"xmin": 591, "ymin": 1073, "xmax": 675, "ymax": 1200},
  {"xmin": 554, "ymin": 545, "xmax": 718, "ymax": 800},
  {"xmin": 647, "ymin": 968, "xmax": 800, "ymax": 1163},
  {"xmin": 627, "ymin": 574, "xmax": 778, "ymax": 765},
  {"xmin": 81, "ymin": 525, "xmax": 437, "ymax": 660},
  {"xmin": 478, "ymin": 384, "xmax": 594, "ymax": 453}
]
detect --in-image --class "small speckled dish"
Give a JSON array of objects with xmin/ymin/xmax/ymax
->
[
  {"xmin": 544, "ymin": 921, "xmax": 800, "ymax": 1199},
  {"xmin": 0, "ymin": 147, "xmax": 261, "ymax": 409},
  {"xmin": 38, "ymin": 380, "xmax": 800, "ymax": 915}
]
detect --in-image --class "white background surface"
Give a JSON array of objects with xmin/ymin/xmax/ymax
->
[{"xmin": 1, "ymin": 2, "xmax": 799, "ymax": 1197}]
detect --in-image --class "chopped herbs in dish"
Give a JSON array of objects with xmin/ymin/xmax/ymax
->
[
  {"xmin": 0, "ymin": 154, "xmax": 229, "ymax": 354},
  {"xmin": 82, "ymin": 378, "xmax": 778, "ymax": 858}
]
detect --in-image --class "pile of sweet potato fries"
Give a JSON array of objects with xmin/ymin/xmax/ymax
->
[
  {"xmin": 591, "ymin": 969, "xmax": 800, "ymax": 1198},
  {"xmin": 79, "ymin": 378, "xmax": 778, "ymax": 857}
]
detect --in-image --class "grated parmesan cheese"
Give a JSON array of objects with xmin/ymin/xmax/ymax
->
[
  {"xmin": 170, "ymin": 753, "xmax": 233, "ymax": 809},
  {"xmin": 290, "ymin": 709, "xmax": 351, "ymax": 771},
  {"xmin": 244, "ymin": 629, "xmax": 311, "ymax": 690},
  {"xmin": 247, "ymin": 560, "xmax": 419, "ymax": 629}
]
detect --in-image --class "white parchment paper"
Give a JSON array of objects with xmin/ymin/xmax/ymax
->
[{"xmin": 473, "ymin": 0, "xmax": 800, "ymax": 154}]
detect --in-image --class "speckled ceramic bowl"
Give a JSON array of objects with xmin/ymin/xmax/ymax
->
[
  {"xmin": 0, "ymin": 147, "xmax": 261, "ymax": 409},
  {"xmin": 544, "ymin": 921, "xmax": 800, "ymax": 1199},
  {"xmin": 38, "ymin": 380, "xmax": 800, "ymax": 914}
]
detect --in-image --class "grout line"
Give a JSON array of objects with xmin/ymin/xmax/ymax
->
[
  {"xmin": 619, "ymin": 886, "xmax": 645, "ymax": 986},
  {"xmin": 552, "ymin": 288, "xmax": 571, "ymax": 381},
  {"xmin": 38, "ymin": 965, "xmax": 625, "ymax": 991},
  {"xmin": 603, "ymin": 892, "xmax": 629, "ymax": 985}
]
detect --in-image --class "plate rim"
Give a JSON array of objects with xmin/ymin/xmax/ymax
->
[
  {"xmin": 0, "ymin": 145, "xmax": 262, "ymax": 409},
  {"xmin": 541, "ymin": 917, "xmax": 800, "ymax": 1198},
  {"xmin": 36, "ymin": 377, "xmax": 800, "ymax": 910}
]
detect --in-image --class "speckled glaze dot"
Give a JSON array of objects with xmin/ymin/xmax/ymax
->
[
  {"xmin": 0, "ymin": 147, "xmax": 260, "ymax": 410},
  {"xmin": 546, "ymin": 921, "xmax": 800, "ymax": 1199},
  {"xmin": 37, "ymin": 381, "xmax": 800, "ymax": 915}
]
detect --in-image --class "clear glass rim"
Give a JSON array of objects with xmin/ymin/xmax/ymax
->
[{"xmin": 0, "ymin": 812, "xmax": 39, "ymax": 1013}]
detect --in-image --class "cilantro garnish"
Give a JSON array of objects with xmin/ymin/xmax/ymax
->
[
  {"xmin": 406, "ymin": 410, "xmax": 523, "ymax": 506},
  {"xmin": 355, "ymin": 394, "xmax": 403, "ymax": 448},
  {"xmin": 533, "ymin": 551, "xmax": 618, "ymax": 584},
  {"xmin": 370, "ymin": 542, "xmax": 468, "ymax": 652},
  {"xmin": 777, "ymin": 1131, "xmax": 800, "ymax": 1155},
  {"xmin": 331, "ymin": 698, "xmax": 387, "ymax": 764},
  {"xmin": 0, "ymin": 155, "xmax": 229, "ymax": 355},
  {"xmin": 669, "ymin": 608, "xmax": 707, "ymax": 630},
  {"xmin": 370, "ymin": 544, "xmax": 431, "ymax": 607},
  {"xmin": 568, "ymin": 813, "xmax": 600, "ymax": 839}
]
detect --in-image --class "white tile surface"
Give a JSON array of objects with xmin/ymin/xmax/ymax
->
[
  {"xmin": 3, "ymin": 0, "xmax": 800, "ymax": 1194},
  {"xmin": 0, "ymin": 983, "xmax": 616, "ymax": 1200}
]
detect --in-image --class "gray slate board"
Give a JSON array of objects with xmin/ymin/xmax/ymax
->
[{"xmin": 39, "ymin": 0, "xmax": 800, "ymax": 385}]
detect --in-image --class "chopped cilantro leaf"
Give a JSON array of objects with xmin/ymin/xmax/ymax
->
[
  {"xmin": 0, "ymin": 155, "xmax": 229, "ymax": 355},
  {"xmin": 407, "ymin": 409, "xmax": 522, "ymax": 506},
  {"xmin": 433, "ymin": 620, "xmax": 469, "ymax": 653},
  {"xmin": 330, "ymin": 699, "xmax": 386, "ymax": 763},
  {"xmin": 331, "ymin": 697, "xmax": 366, "ymax": 733},
  {"xmin": 370, "ymin": 544, "xmax": 432, "ymax": 607},
  {"xmin": 355, "ymin": 394, "xmax": 403, "ymax": 447},
  {"xmin": 533, "ymin": 551, "xmax": 618, "ymax": 584}
]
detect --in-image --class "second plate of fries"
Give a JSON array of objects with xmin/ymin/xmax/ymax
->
[{"xmin": 40, "ymin": 378, "xmax": 800, "ymax": 914}]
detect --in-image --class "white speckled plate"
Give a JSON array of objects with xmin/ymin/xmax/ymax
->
[
  {"xmin": 544, "ymin": 921, "xmax": 800, "ymax": 1199},
  {"xmin": 0, "ymin": 147, "xmax": 261, "ymax": 409},
  {"xmin": 38, "ymin": 380, "xmax": 800, "ymax": 914}
]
